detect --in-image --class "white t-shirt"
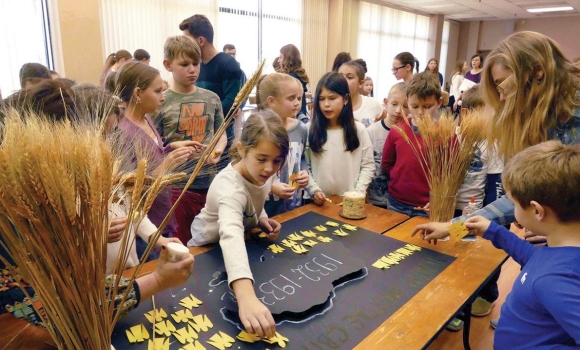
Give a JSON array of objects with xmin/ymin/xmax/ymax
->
[
  {"xmin": 188, "ymin": 163, "xmax": 270, "ymax": 286},
  {"xmin": 353, "ymin": 95, "xmax": 383, "ymax": 127},
  {"xmin": 456, "ymin": 141, "xmax": 504, "ymax": 210},
  {"xmin": 305, "ymin": 121, "xmax": 375, "ymax": 196}
]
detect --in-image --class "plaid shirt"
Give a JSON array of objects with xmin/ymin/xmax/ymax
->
[{"xmin": 453, "ymin": 107, "xmax": 580, "ymax": 225}]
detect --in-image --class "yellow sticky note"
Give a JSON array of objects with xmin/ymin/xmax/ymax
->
[
  {"xmin": 206, "ymin": 331, "xmax": 235, "ymax": 350},
  {"xmin": 448, "ymin": 221, "xmax": 470, "ymax": 241}
]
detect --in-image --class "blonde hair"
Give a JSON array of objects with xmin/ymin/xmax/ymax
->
[
  {"xmin": 255, "ymin": 73, "xmax": 301, "ymax": 110},
  {"xmin": 450, "ymin": 59, "xmax": 466, "ymax": 80},
  {"xmin": 503, "ymin": 141, "xmax": 580, "ymax": 222},
  {"xmin": 482, "ymin": 31, "xmax": 580, "ymax": 160},
  {"xmin": 164, "ymin": 35, "xmax": 201, "ymax": 63},
  {"xmin": 230, "ymin": 111, "xmax": 289, "ymax": 166}
]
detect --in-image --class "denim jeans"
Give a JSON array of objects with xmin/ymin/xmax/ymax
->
[{"xmin": 387, "ymin": 194, "xmax": 429, "ymax": 218}]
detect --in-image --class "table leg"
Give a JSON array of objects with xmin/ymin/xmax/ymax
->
[{"xmin": 461, "ymin": 302, "xmax": 473, "ymax": 350}]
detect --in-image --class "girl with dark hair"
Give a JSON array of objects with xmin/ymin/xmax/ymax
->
[
  {"xmin": 305, "ymin": 72, "xmax": 374, "ymax": 205},
  {"xmin": 393, "ymin": 52, "xmax": 419, "ymax": 83},
  {"xmin": 279, "ymin": 44, "xmax": 310, "ymax": 122},
  {"xmin": 331, "ymin": 51, "xmax": 352, "ymax": 72}
]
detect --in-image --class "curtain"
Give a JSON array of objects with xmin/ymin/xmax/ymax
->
[
  {"xmin": 302, "ymin": 0, "xmax": 329, "ymax": 89},
  {"xmin": 99, "ymin": 0, "xmax": 217, "ymax": 82},
  {"xmin": 0, "ymin": 0, "xmax": 51, "ymax": 96},
  {"xmin": 262, "ymin": 0, "xmax": 302, "ymax": 74},
  {"xmin": 357, "ymin": 1, "xmax": 430, "ymax": 100}
]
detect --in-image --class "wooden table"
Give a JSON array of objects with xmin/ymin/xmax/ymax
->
[
  {"xmin": 359, "ymin": 217, "xmax": 508, "ymax": 350},
  {"xmin": 0, "ymin": 199, "xmax": 507, "ymax": 350}
]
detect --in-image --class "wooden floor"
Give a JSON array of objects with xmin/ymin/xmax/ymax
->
[{"xmin": 427, "ymin": 256, "xmax": 522, "ymax": 350}]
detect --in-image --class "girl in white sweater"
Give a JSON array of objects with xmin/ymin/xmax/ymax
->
[
  {"xmin": 306, "ymin": 72, "xmax": 374, "ymax": 205},
  {"xmin": 187, "ymin": 111, "xmax": 289, "ymax": 339}
]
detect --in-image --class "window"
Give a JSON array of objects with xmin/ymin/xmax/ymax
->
[
  {"xmin": 357, "ymin": 2, "xmax": 430, "ymax": 99},
  {"xmin": 0, "ymin": 0, "xmax": 53, "ymax": 97},
  {"xmin": 439, "ymin": 21, "xmax": 450, "ymax": 89}
]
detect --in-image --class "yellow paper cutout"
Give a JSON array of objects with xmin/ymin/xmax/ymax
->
[
  {"xmin": 262, "ymin": 332, "xmax": 289, "ymax": 348},
  {"xmin": 180, "ymin": 294, "xmax": 203, "ymax": 310},
  {"xmin": 147, "ymin": 337, "xmax": 169, "ymax": 350},
  {"xmin": 189, "ymin": 314, "xmax": 213, "ymax": 332},
  {"xmin": 144, "ymin": 308, "xmax": 167, "ymax": 323},
  {"xmin": 236, "ymin": 330, "xmax": 261, "ymax": 343},
  {"xmin": 372, "ymin": 260, "xmax": 391, "ymax": 269},
  {"xmin": 268, "ymin": 244, "xmax": 285, "ymax": 254},
  {"xmin": 287, "ymin": 233, "xmax": 304, "ymax": 241},
  {"xmin": 342, "ymin": 224, "xmax": 357, "ymax": 231},
  {"xmin": 324, "ymin": 197, "xmax": 333, "ymax": 204},
  {"xmin": 448, "ymin": 221, "xmax": 469, "ymax": 241},
  {"xmin": 172, "ymin": 309, "xmax": 195, "ymax": 323},
  {"xmin": 258, "ymin": 232, "xmax": 268, "ymax": 238},
  {"xmin": 317, "ymin": 236, "xmax": 333, "ymax": 243},
  {"xmin": 206, "ymin": 331, "xmax": 235, "ymax": 350},
  {"xmin": 174, "ymin": 325, "xmax": 199, "ymax": 344},
  {"xmin": 180, "ymin": 340, "xmax": 207, "ymax": 350},
  {"xmin": 302, "ymin": 239, "xmax": 318, "ymax": 247},
  {"xmin": 280, "ymin": 239, "xmax": 297, "ymax": 248},
  {"xmin": 154, "ymin": 320, "xmax": 176, "ymax": 337},
  {"xmin": 300, "ymin": 230, "xmax": 317, "ymax": 238},
  {"xmin": 291, "ymin": 244, "xmax": 309, "ymax": 254},
  {"xmin": 313, "ymin": 225, "xmax": 327, "ymax": 232},
  {"xmin": 126, "ymin": 324, "xmax": 149, "ymax": 343},
  {"xmin": 332, "ymin": 228, "xmax": 349, "ymax": 237}
]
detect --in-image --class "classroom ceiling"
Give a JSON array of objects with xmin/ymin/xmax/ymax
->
[{"xmin": 374, "ymin": 0, "xmax": 580, "ymax": 21}]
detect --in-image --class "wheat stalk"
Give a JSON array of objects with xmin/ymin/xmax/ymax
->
[{"xmin": 393, "ymin": 109, "xmax": 487, "ymax": 221}]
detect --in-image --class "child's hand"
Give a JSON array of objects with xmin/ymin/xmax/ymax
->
[
  {"xmin": 464, "ymin": 216, "xmax": 491, "ymax": 236},
  {"xmin": 154, "ymin": 235, "xmax": 182, "ymax": 249},
  {"xmin": 410, "ymin": 221, "xmax": 452, "ymax": 245},
  {"xmin": 233, "ymin": 279, "xmax": 276, "ymax": 339},
  {"xmin": 152, "ymin": 245, "xmax": 194, "ymax": 289},
  {"xmin": 295, "ymin": 170, "xmax": 309, "ymax": 188},
  {"xmin": 312, "ymin": 190, "xmax": 326, "ymax": 206},
  {"xmin": 169, "ymin": 140, "xmax": 206, "ymax": 152},
  {"xmin": 165, "ymin": 147, "xmax": 195, "ymax": 168},
  {"xmin": 271, "ymin": 182, "xmax": 296, "ymax": 199},
  {"xmin": 108, "ymin": 217, "xmax": 127, "ymax": 243},
  {"xmin": 259, "ymin": 217, "xmax": 281, "ymax": 241},
  {"xmin": 205, "ymin": 149, "xmax": 223, "ymax": 165}
]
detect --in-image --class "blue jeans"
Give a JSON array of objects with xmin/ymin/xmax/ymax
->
[{"xmin": 387, "ymin": 194, "xmax": 429, "ymax": 218}]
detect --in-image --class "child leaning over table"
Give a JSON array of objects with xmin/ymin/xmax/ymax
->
[{"xmin": 413, "ymin": 141, "xmax": 580, "ymax": 350}]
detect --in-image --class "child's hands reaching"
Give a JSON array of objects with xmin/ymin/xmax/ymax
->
[
  {"xmin": 271, "ymin": 182, "xmax": 297, "ymax": 199},
  {"xmin": 108, "ymin": 217, "xmax": 127, "ymax": 243},
  {"xmin": 233, "ymin": 279, "xmax": 276, "ymax": 339},
  {"xmin": 410, "ymin": 221, "xmax": 452, "ymax": 245},
  {"xmin": 258, "ymin": 217, "xmax": 281, "ymax": 241},
  {"xmin": 294, "ymin": 170, "xmax": 309, "ymax": 188},
  {"xmin": 312, "ymin": 190, "xmax": 326, "ymax": 206},
  {"xmin": 464, "ymin": 216, "xmax": 491, "ymax": 236}
]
